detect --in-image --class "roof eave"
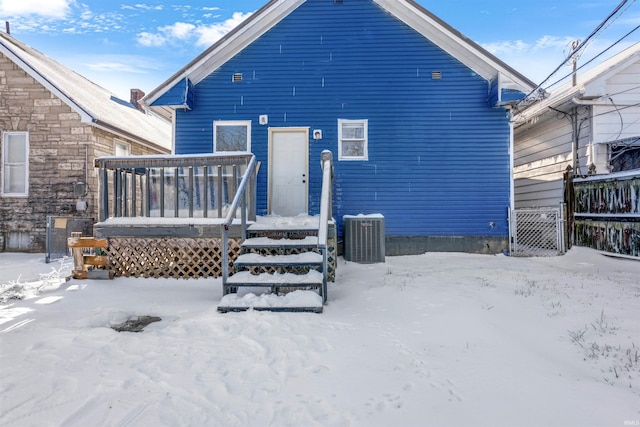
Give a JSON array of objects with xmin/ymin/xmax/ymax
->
[
  {"xmin": 0, "ymin": 36, "xmax": 96, "ymax": 123},
  {"xmin": 145, "ymin": 0, "xmax": 536, "ymax": 109},
  {"xmin": 378, "ymin": 0, "xmax": 536, "ymax": 91},
  {"xmin": 144, "ymin": 0, "xmax": 297, "ymax": 108}
]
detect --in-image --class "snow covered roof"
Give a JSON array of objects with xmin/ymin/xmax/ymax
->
[
  {"xmin": 0, "ymin": 31, "xmax": 171, "ymax": 152},
  {"xmin": 515, "ymin": 42, "xmax": 640, "ymax": 125},
  {"xmin": 144, "ymin": 0, "xmax": 536, "ymax": 118}
]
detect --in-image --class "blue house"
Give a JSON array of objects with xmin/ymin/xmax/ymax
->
[{"xmin": 144, "ymin": 0, "xmax": 535, "ymax": 255}]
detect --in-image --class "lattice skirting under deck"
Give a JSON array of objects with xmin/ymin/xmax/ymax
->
[{"xmin": 104, "ymin": 237, "xmax": 242, "ymax": 279}]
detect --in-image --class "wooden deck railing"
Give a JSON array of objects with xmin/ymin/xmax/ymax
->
[{"xmin": 95, "ymin": 153, "xmax": 257, "ymax": 223}]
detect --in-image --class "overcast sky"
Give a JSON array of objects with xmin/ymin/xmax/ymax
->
[{"xmin": 1, "ymin": 0, "xmax": 638, "ymax": 100}]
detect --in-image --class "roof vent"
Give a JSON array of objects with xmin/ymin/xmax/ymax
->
[
  {"xmin": 232, "ymin": 73, "xmax": 243, "ymax": 83},
  {"xmin": 431, "ymin": 71, "xmax": 442, "ymax": 80}
]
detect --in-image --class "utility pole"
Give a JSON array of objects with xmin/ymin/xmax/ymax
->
[
  {"xmin": 571, "ymin": 39, "xmax": 581, "ymax": 174},
  {"xmin": 571, "ymin": 39, "xmax": 580, "ymax": 87}
]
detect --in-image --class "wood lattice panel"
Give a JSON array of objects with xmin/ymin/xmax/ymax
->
[{"xmin": 105, "ymin": 237, "xmax": 241, "ymax": 278}]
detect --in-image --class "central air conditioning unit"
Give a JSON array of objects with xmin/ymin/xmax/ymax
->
[{"xmin": 343, "ymin": 215, "xmax": 385, "ymax": 263}]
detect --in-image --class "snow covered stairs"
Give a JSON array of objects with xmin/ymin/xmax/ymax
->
[{"xmin": 218, "ymin": 218, "xmax": 327, "ymax": 313}]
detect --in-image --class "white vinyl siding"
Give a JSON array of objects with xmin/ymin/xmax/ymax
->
[
  {"xmin": 213, "ymin": 121, "xmax": 251, "ymax": 153},
  {"xmin": 2, "ymin": 132, "xmax": 29, "ymax": 196},
  {"xmin": 338, "ymin": 119, "xmax": 368, "ymax": 160}
]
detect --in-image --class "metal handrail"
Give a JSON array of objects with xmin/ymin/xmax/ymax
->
[
  {"xmin": 221, "ymin": 155, "xmax": 258, "ymax": 283},
  {"xmin": 318, "ymin": 150, "xmax": 333, "ymax": 303},
  {"xmin": 318, "ymin": 150, "xmax": 333, "ymax": 248}
]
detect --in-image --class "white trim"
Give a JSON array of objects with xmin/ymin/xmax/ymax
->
[
  {"xmin": 373, "ymin": 0, "xmax": 532, "ymax": 89},
  {"xmin": 145, "ymin": 0, "xmax": 535, "ymax": 113},
  {"xmin": 145, "ymin": 0, "xmax": 305, "ymax": 108},
  {"xmin": 213, "ymin": 120, "xmax": 252, "ymax": 153},
  {"xmin": 267, "ymin": 127, "xmax": 309, "ymax": 215},
  {"xmin": 1, "ymin": 131, "xmax": 29, "ymax": 197},
  {"xmin": 338, "ymin": 119, "xmax": 368, "ymax": 161}
]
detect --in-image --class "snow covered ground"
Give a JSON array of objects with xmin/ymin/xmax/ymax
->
[{"xmin": 0, "ymin": 248, "xmax": 638, "ymax": 427}]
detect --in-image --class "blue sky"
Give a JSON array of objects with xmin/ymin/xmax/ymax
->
[{"xmin": 1, "ymin": 0, "xmax": 638, "ymax": 100}]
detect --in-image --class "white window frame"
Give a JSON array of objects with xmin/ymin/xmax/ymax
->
[
  {"xmin": 1, "ymin": 131, "xmax": 29, "ymax": 197},
  {"xmin": 338, "ymin": 119, "xmax": 368, "ymax": 160},
  {"xmin": 213, "ymin": 120, "xmax": 252, "ymax": 153},
  {"xmin": 115, "ymin": 140, "xmax": 131, "ymax": 156}
]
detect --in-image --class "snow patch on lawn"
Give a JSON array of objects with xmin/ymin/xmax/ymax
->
[{"xmin": 0, "ymin": 248, "xmax": 638, "ymax": 426}]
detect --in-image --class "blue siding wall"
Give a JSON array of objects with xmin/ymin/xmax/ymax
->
[{"xmin": 174, "ymin": 0, "xmax": 511, "ymax": 238}]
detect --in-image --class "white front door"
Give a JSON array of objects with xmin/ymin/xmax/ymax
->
[{"xmin": 269, "ymin": 127, "xmax": 309, "ymax": 216}]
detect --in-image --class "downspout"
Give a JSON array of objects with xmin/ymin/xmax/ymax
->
[
  {"xmin": 572, "ymin": 106, "xmax": 579, "ymax": 175},
  {"xmin": 508, "ymin": 109, "xmax": 515, "ymax": 212}
]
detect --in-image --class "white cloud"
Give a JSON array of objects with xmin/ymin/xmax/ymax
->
[
  {"xmin": 137, "ymin": 31, "xmax": 166, "ymax": 47},
  {"xmin": 534, "ymin": 35, "xmax": 576, "ymax": 50},
  {"xmin": 86, "ymin": 61, "xmax": 147, "ymax": 74},
  {"xmin": 160, "ymin": 22, "xmax": 196, "ymax": 40},
  {"xmin": 195, "ymin": 12, "xmax": 252, "ymax": 47},
  {"xmin": 0, "ymin": 0, "xmax": 71, "ymax": 18},
  {"xmin": 482, "ymin": 40, "xmax": 530, "ymax": 56},
  {"xmin": 136, "ymin": 11, "xmax": 252, "ymax": 48}
]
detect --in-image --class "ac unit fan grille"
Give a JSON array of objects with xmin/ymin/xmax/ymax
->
[{"xmin": 343, "ymin": 216, "xmax": 385, "ymax": 263}]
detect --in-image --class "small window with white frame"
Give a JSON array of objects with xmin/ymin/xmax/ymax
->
[
  {"xmin": 338, "ymin": 119, "xmax": 368, "ymax": 160},
  {"xmin": 1, "ymin": 131, "xmax": 29, "ymax": 196},
  {"xmin": 213, "ymin": 120, "xmax": 251, "ymax": 152},
  {"xmin": 115, "ymin": 140, "xmax": 131, "ymax": 156}
]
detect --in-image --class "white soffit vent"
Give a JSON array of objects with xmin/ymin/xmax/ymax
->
[
  {"xmin": 232, "ymin": 73, "xmax": 243, "ymax": 83},
  {"xmin": 432, "ymin": 71, "xmax": 442, "ymax": 80}
]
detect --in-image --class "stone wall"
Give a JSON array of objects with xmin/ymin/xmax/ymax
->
[{"xmin": 0, "ymin": 52, "xmax": 167, "ymax": 252}]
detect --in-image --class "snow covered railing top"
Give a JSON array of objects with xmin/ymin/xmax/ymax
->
[{"xmin": 95, "ymin": 153, "xmax": 257, "ymax": 222}]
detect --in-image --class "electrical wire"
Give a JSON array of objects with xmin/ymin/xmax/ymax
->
[
  {"xmin": 580, "ymin": 0, "xmax": 637, "ymax": 55},
  {"xmin": 609, "ymin": 97, "xmax": 624, "ymax": 141},
  {"xmin": 541, "ymin": 24, "xmax": 640, "ymax": 92},
  {"xmin": 516, "ymin": 0, "xmax": 631, "ymax": 106}
]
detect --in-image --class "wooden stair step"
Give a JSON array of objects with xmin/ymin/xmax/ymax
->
[
  {"xmin": 248, "ymin": 217, "xmax": 320, "ymax": 232},
  {"xmin": 226, "ymin": 270, "xmax": 324, "ymax": 287},
  {"xmin": 217, "ymin": 290, "xmax": 323, "ymax": 313},
  {"xmin": 234, "ymin": 252, "xmax": 323, "ymax": 267},
  {"xmin": 241, "ymin": 236, "xmax": 318, "ymax": 249}
]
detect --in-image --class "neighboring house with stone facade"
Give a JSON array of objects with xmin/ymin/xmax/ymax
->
[{"xmin": 0, "ymin": 31, "xmax": 171, "ymax": 252}]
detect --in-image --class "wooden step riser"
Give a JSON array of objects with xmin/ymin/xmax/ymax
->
[
  {"xmin": 234, "ymin": 267, "xmax": 321, "ymax": 277},
  {"xmin": 247, "ymin": 230, "xmax": 318, "ymax": 240}
]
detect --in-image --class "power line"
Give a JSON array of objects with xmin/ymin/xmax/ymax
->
[
  {"xmin": 541, "ymin": 24, "xmax": 640, "ymax": 92},
  {"xmin": 516, "ymin": 0, "xmax": 631, "ymax": 106}
]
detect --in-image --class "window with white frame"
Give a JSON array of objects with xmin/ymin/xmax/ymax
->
[
  {"xmin": 338, "ymin": 119, "xmax": 368, "ymax": 160},
  {"xmin": 115, "ymin": 140, "xmax": 131, "ymax": 156},
  {"xmin": 2, "ymin": 132, "xmax": 29, "ymax": 196},
  {"xmin": 213, "ymin": 120, "xmax": 251, "ymax": 152}
]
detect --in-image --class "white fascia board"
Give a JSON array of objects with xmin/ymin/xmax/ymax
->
[
  {"xmin": 0, "ymin": 43, "xmax": 95, "ymax": 124},
  {"xmin": 513, "ymin": 87, "xmax": 584, "ymax": 127},
  {"xmin": 374, "ymin": 0, "xmax": 534, "ymax": 91},
  {"xmin": 145, "ymin": 0, "xmax": 304, "ymax": 107}
]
